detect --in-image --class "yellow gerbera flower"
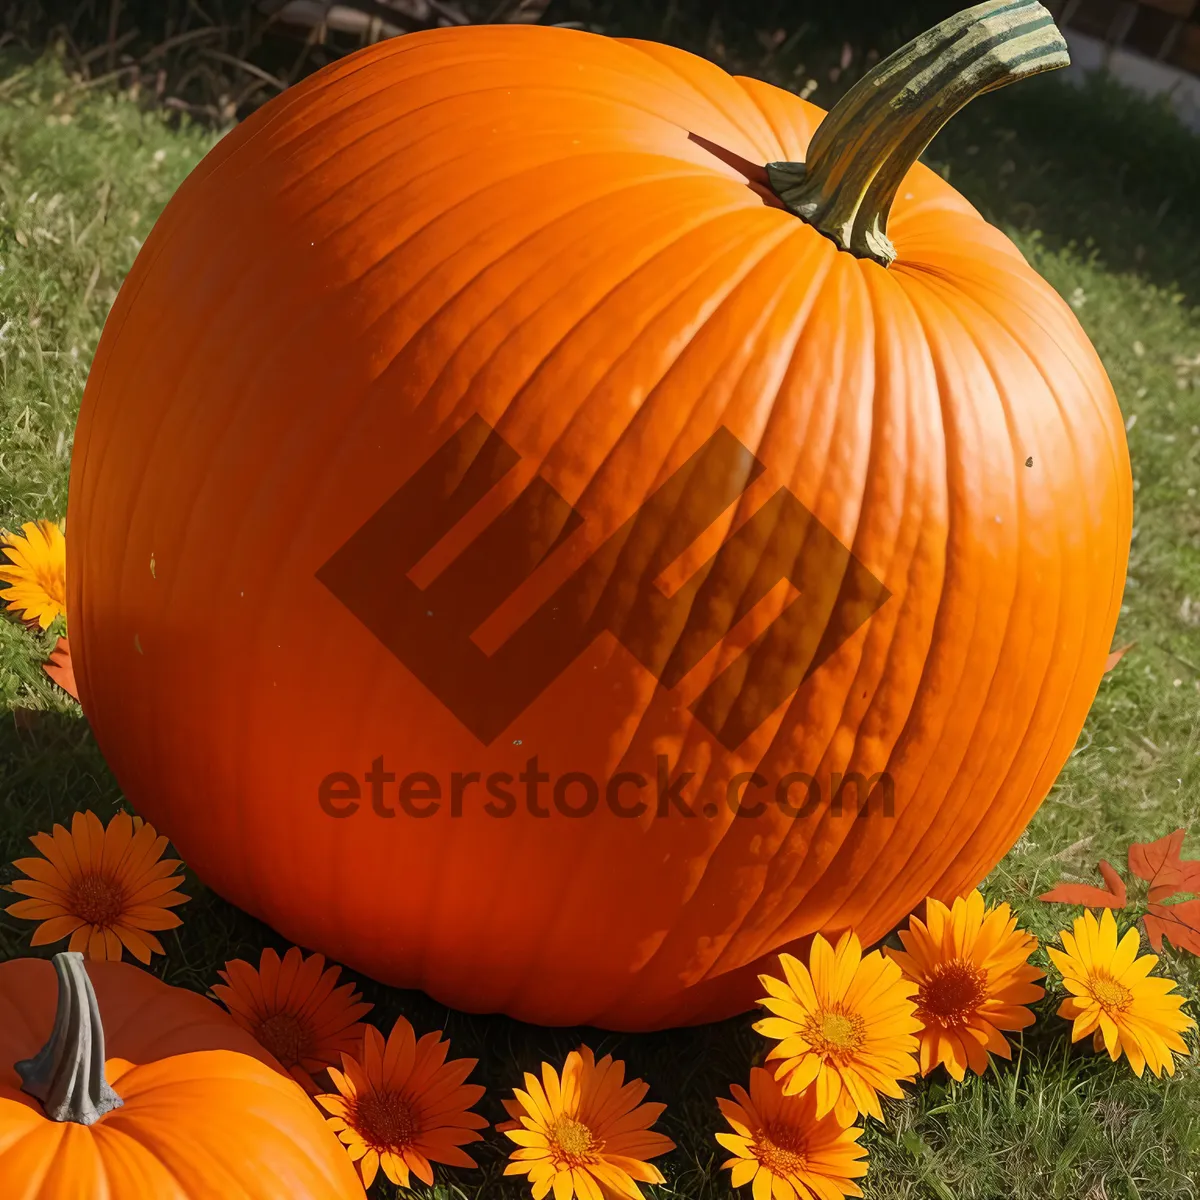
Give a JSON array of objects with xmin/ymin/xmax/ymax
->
[
  {"xmin": 502, "ymin": 1045, "xmax": 676, "ymax": 1199},
  {"xmin": 0, "ymin": 519, "xmax": 66, "ymax": 629},
  {"xmin": 716, "ymin": 1066, "xmax": 868, "ymax": 1200},
  {"xmin": 212, "ymin": 945, "xmax": 374, "ymax": 1094},
  {"xmin": 754, "ymin": 931, "xmax": 921, "ymax": 1127},
  {"xmin": 315, "ymin": 1015, "xmax": 487, "ymax": 1190},
  {"xmin": 887, "ymin": 890, "xmax": 1045, "ymax": 1080},
  {"xmin": 1049, "ymin": 908, "xmax": 1195, "ymax": 1076},
  {"xmin": 4, "ymin": 809, "xmax": 188, "ymax": 962}
]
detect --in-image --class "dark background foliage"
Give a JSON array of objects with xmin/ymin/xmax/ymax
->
[
  {"xmin": 0, "ymin": 0, "xmax": 963, "ymax": 122},
  {"xmin": 3, "ymin": 0, "xmax": 1199, "ymax": 304}
]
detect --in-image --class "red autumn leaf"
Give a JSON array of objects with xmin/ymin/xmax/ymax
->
[
  {"xmin": 1040, "ymin": 828, "xmax": 1200, "ymax": 958},
  {"xmin": 1103, "ymin": 641, "xmax": 1136, "ymax": 672},
  {"xmin": 1145, "ymin": 899, "xmax": 1200, "ymax": 956},
  {"xmin": 1129, "ymin": 829, "xmax": 1200, "ymax": 955},
  {"xmin": 1128, "ymin": 828, "xmax": 1200, "ymax": 902},
  {"xmin": 1039, "ymin": 859, "xmax": 1128, "ymax": 908},
  {"xmin": 43, "ymin": 635, "xmax": 79, "ymax": 701}
]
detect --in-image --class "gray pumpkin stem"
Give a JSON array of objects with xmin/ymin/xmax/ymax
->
[{"xmin": 15, "ymin": 951, "xmax": 124, "ymax": 1125}]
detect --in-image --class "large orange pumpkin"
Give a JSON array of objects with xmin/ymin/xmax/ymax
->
[
  {"xmin": 0, "ymin": 952, "xmax": 367, "ymax": 1197},
  {"xmin": 67, "ymin": 0, "xmax": 1131, "ymax": 1030}
]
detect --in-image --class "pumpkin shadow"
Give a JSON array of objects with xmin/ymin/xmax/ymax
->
[
  {"xmin": 0, "ymin": 707, "xmax": 121, "ymax": 834},
  {"xmin": 0, "ymin": 707, "xmax": 123, "ymax": 959}
]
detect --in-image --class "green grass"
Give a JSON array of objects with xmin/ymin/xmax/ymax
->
[{"xmin": 2, "ymin": 45, "xmax": 1200, "ymax": 1200}]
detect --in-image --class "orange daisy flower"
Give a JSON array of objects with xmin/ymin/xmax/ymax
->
[
  {"xmin": 0, "ymin": 519, "xmax": 67, "ymax": 629},
  {"xmin": 315, "ymin": 1015, "xmax": 487, "ymax": 1190},
  {"xmin": 211, "ymin": 945, "xmax": 374, "ymax": 1094},
  {"xmin": 502, "ymin": 1045, "xmax": 676, "ymax": 1200},
  {"xmin": 716, "ymin": 1066, "xmax": 868, "ymax": 1200},
  {"xmin": 886, "ymin": 890, "xmax": 1045, "ymax": 1080},
  {"xmin": 4, "ymin": 809, "xmax": 187, "ymax": 962},
  {"xmin": 754, "ymin": 931, "xmax": 921, "ymax": 1127}
]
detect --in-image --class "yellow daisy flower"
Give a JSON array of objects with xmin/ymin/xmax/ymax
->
[
  {"xmin": 0, "ymin": 519, "xmax": 66, "ymax": 629},
  {"xmin": 502, "ymin": 1045, "xmax": 675, "ymax": 1199},
  {"xmin": 754, "ymin": 931, "xmax": 921, "ymax": 1127},
  {"xmin": 4, "ymin": 809, "xmax": 188, "ymax": 962},
  {"xmin": 1049, "ymin": 908, "xmax": 1195, "ymax": 1076},
  {"xmin": 887, "ymin": 890, "xmax": 1045, "ymax": 1080},
  {"xmin": 315, "ymin": 1015, "xmax": 487, "ymax": 1190},
  {"xmin": 716, "ymin": 1066, "xmax": 868, "ymax": 1200}
]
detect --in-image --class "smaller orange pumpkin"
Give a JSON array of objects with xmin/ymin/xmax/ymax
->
[{"xmin": 0, "ymin": 951, "xmax": 367, "ymax": 1199}]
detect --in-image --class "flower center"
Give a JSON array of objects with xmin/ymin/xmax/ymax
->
[
  {"xmin": 752, "ymin": 1122, "xmax": 808, "ymax": 1177},
  {"xmin": 254, "ymin": 1011, "xmax": 313, "ymax": 1068},
  {"xmin": 1087, "ymin": 971, "xmax": 1133, "ymax": 1014},
  {"xmin": 550, "ymin": 1115, "xmax": 600, "ymax": 1166},
  {"xmin": 353, "ymin": 1089, "xmax": 420, "ymax": 1152},
  {"xmin": 803, "ymin": 1006, "xmax": 866, "ymax": 1058},
  {"xmin": 67, "ymin": 872, "xmax": 125, "ymax": 928},
  {"xmin": 918, "ymin": 958, "xmax": 989, "ymax": 1026}
]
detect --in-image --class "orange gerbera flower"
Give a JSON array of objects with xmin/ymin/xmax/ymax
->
[
  {"xmin": 0, "ymin": 519, "xmax": 66, "ymax": 629},
  {"xmin": 4, "ymin": 809, "xmax": 187, "ymax": 962},
  {"xmin": 1050, "ymin": 908, "xmax": 1195, "ymax": 1077},
  {"xmin": 717, "ymin": 1067, "xmax": 868, "ymax": 1200},
  {"xmin": 315, "ymin": 1015, "xmax": 487, "ymax": 1190},
  {"xmin": 212, "ymin": 945, "xmax": 374, "ymax": 1094},
  {"xmin": 502, "ymin": 1045, "xmax": 676, "ymax": 1200},
  {"xmin": 754, "ymin": 931, "xmax": 921, "ymax": 1127},
  {"xmin": 887, "ymin": 890, "xmax": 1045, "ymax": 1080}
]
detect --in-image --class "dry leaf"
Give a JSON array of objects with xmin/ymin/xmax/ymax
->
[
  {"xmin": 1039, "ymin": 859, "xmax": 1127, "ymax": 908},
  {"xmin": 43, "ymin": 635, "xmax": 79, "ymax": 701},
  {"xmin": 1128, "ymin": 829, "xmax": 1200, "ymax": 953},
  {"xmin": 1103, "ymin": 641, "xmax": 1136, "ymax": 672},
  {"xmin": 1144, "ymin": 900, "xmax": 1200, "ymax": 956},
  {"xmin": 1040, "ymin": 829, "xmax": 1200, "ymax": 957},
  {"xmin": 1128, "ymin": 827, "xmax": 1200, "ymax": 900}
]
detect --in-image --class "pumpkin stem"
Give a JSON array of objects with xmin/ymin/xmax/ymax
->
[
  {"xmin": 765, "ymin": 0, "xmax": 1069, "ymax": 266},
  {"xmin": 14, "ymin": 951, "xmax": 123, "ymax": 1126}
]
